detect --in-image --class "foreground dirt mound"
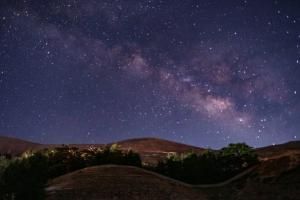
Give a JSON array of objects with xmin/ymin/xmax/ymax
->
[
  {"xmin": 46, "ymin": 165, "xmax": 206, "ymax": 200},
  {"xmin": 234, "ymin": 153, "xmax": 300, "ymax": 200},
  {"xmin": 205, "ymin": 151, "xmax": 300, "ymax": 200}
]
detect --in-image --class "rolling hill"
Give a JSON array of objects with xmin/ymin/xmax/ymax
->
[
  {"xmin": 45, "ymin": 150, "xmax": 300, "ymax": 200},
  {"xmin": 1, "ymin": 135, "xmax": 300, "ymax": 199},
  {"xmin": 0, "ymin": 136, "xmax": 204, "ymax": 164},
  {"xmin": 223, "ymin": 150, "xmax": 300, "ymax": 200},
  {"xmin": 0, "ymin": 135, "xmax": 41, "ymax": 155},
  {"xmin": 46, "ymin": 165, "xmax": 206, "ymax": 200},
  {"xmin": 113, "ymin": 137, "xmax": 204, "ymax": 153},
  {"xmin": 256, "ymin": 141, "xmax": 300, "ymax": 158},
  {"xmin": 113, "ymin": 137, "xmax": 205, "ymax": 164}
]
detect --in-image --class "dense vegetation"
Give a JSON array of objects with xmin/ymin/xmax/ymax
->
[
  {"xmin": 0, "ymin": 145, "xmax": 141, "ymax": 200},
  {"xmin": 154, "ymin": 143, "xmax": 258, "ymax": 184},
  {"xmin": 0, "ymin": 143, "xmax": 258, "ymax": 200}
]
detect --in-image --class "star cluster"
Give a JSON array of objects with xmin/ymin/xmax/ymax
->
[{"xmin": 0, "ymin": 0, "xmax": 299, "ymax": 148}]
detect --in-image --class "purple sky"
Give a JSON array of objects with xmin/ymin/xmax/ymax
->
[{"xmin": 0, "ymin": 0, "xmax": 299, "ymax": 148}]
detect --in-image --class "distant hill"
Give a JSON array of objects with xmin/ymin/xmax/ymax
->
[
  {"xmin": 113, "ymin": 137, "xmax": 205, "ymax": 164},
  {"xmin": 0, "ymin": 135, "xmax": 41, "ymax": 155},
  {"xmin": 0, "ymin": 136, "xmax": 204, "ymax": 164},
  {"xmin": 113, "ymin": 137, "xmax": 204, "ymax": 153},
  {"xmin": 256, "ymin": 141, "xmax": 300, "ymax": 158},
  {"xmin": 1, "ymin": 135, "xmax": 299, "ymax": 164}
]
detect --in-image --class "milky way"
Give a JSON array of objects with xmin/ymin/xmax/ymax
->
[{"xmin": 0, "ymin": 0, "xmax": 299, "ymax": 148}]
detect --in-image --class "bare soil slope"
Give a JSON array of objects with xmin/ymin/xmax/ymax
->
[
  {"xmin": 114, "ymin": 137, "xmax": 203, "ymax": 153},
  {"xmin": 46, "ymin": 152, "xmax": 300, "ymax": 200},
  {"xmin": 203, "ymin": 150, "xmax": 300, "ymax": 200},
  {"xmin": 256, "ymin": 141, "xmax": 300, "ymax": 158},
  {"xmin": 46, "ymin": 165, "xmax": 206, "ymax": 200},
  {"xmin": 0, "ymin": 136, "xmax": 203, "ymax": 164},
  {"xmin": 234, "ymin": 151, "xmax": 300, "ymax": 200}
]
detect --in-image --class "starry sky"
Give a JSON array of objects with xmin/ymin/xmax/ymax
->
[{"xmin": 0, "ymin": 0, "xmax": 299, "ymax": 148}]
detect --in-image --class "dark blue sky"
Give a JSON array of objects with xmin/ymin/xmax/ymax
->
[{"xmin": 0, "ymin": 0, "xmax": 299, "ymax": 148}]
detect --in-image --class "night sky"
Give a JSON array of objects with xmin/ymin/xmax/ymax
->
[{"xmin": 0, "ymin": 0, "xmax": 299, "ymax": 148}]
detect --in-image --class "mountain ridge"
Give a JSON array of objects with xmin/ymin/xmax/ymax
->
[{"xmin": 1, "ymin": 134, "xmax": 300, "ymax": 155}]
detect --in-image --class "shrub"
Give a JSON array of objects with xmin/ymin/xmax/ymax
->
[
  {"xmin": 154, "ymin": 143, "xmax": 259, "ymax": 184},
  {"xmin": 2, "ymin": 152, "xmax": 49, "ymax": 200},
  {"xmin": 0, "ymin": 142, "xmax": 257, "ymax": 199},
  {"xmin": 0, "ymin": 145, "xmax": 142, "ymax": 199},
  {"xmin": 0, "ymin": 156, "xmax": 12, "ymax": 199}
]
